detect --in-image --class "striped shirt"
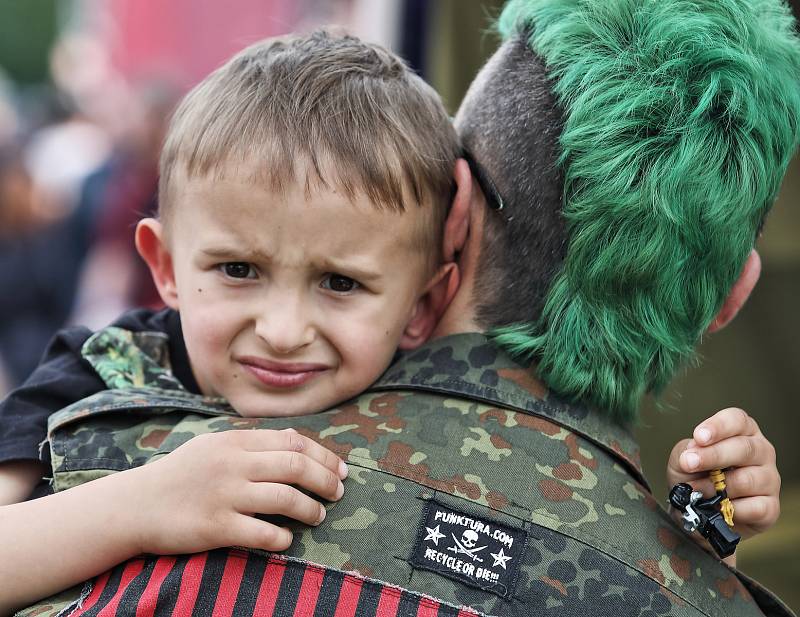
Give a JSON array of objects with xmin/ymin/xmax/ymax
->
[{"xmin": 69, "ymin": 549, "xmax": 482, "ymax": 617}]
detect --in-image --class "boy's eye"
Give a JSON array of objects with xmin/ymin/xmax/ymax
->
[
  {"xmin": 322, "ymin": 273, "xmax": 359, "ymax": 293},
  {"xmin": 222, "ymin": 262, "xmax": 256, "ymax": 279}
]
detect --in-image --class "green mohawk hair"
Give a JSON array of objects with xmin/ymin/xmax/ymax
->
[{"xmin": 492, "ymin": 0, "xmax": 800, "ymax": 423}]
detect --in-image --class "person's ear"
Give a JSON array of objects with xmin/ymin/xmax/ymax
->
[
  {"xmin": 442, "ymin": 158, "xmax": 473, "ymax": 262},
  {"xmin": 135, "ymin": 218, "xmax": 179, "ymax": 310},
  {"xmin": 707, "ymin": 250, "xmax": 761, "ymax": 333},
  {"xmin": 399, "ymin": 262, "xmax": 459, "ymax": 349}
]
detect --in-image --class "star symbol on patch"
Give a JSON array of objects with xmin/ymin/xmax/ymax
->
[
  {"xmin": 425, "ymin": 524, "xmax": 445, "ymax": 546},
  {"xmin": 490, "ymin": 547, "xmax": 512, "ymax": 569}
]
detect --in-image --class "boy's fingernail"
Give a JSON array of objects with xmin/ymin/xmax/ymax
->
[
  {"xmin": 317, "ymin": 506, "xmax": 327, "ymax": 525},
  {"xmin": 335, "ymin": 480, "xmax": 344, "ymax": 500},
  {"xmin": 683, "ymin": 451, "xmax": 701, "ymax": 471},
  {"xmin": 686, "ymin": 439, "xmax": 696, "ymax": 450},
  {"xmin": 696, "ymin": 427, "xmax": 712, "ymax": 444},
  {"xmin": 338, "ymin": 460, "xmax": 349, "ymax": 479}
]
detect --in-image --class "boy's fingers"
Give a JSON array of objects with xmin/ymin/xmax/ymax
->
[
  {"xmin": 730, "ymin": 495, "xmax": 781, "ymax": 530},
  {"xmin": 724, "ymin": 465, "xmax": 781, "ymax": 500},
  {"xmin": 244, "ymin": 451, "xmax": 344, "ymax": 501},
  {"xmin": 680, "ymin": 435, "xmax": 773, "ymax": 473},
  {"xmin": 667, "ymin": 438, "xmax": 694, "ymax": 478},
  {"xmin": 272, "ymin": 430, "xmax": 348, "ymax": 479},
  {"xmin": 228, "ymin": 516, "xmax": 293, "ymax": 552},
  {"xmin": 673, "ymin": 466, "xmax": 779, "ymax": 501},
  {"xmin": 228, "ymin": 430, "xmax": 348, "ymax": 479},
  {"xmin": 241, "ymin": 483, "xmax": 328, "ymax": 526},
  {"xmin": 693, "ymin": 408, "xmax": 759, "ymax": 446}
]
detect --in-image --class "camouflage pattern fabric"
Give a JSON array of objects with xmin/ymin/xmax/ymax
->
[{"xmin": 23, "ymin": 327, "xmax": 794, "ymax": 616}]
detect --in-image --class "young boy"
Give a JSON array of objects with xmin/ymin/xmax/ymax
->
[
  {"xmin": 0, "ymin": 29, "xmax": 459, "ymax": 502},
  {"xmin": 0, "ymin": 31, "xmax": 782, "ymax": 612}
]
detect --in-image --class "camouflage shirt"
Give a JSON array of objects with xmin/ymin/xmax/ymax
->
[{"xmin": 23, "ymin": 327, "xmax": 794, "ymax": 616}]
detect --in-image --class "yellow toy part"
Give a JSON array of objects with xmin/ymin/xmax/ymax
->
[{"xmin": 710, "ymin": 468, "xmax": 734, "ymax": 527}]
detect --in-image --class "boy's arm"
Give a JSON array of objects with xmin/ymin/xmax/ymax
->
[
  {"xmin": 0, "ymin": 429, "xmax": 347, "ymax": 615},
  {"xmin": 0, "ymin": 325, "xmax": 106, "ymax": 506},
  {"xmin": 0, "ymin": 460, "xmax": 44, "ymax": 505},
  {"xmin": 666, "ymin": 407, "xmax": 780, "ymax": 567},
  {"xmin": 0, "ymin": 466, "xmax": 147, "ymax": 615}
]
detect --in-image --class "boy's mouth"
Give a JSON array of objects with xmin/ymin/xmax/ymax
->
[{"xmin": 238, "ymin": 357, "xmax": 329, "ymax": 389}]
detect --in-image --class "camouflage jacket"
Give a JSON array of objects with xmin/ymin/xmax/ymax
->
[{"xmin": 21, "ymin": 327, "xmax": 793, "ymax": 617}]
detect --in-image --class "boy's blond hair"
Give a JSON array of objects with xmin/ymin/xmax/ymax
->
[{"xmin": 159, "ymin": 30, "xmax": 460, "ymax": 255}]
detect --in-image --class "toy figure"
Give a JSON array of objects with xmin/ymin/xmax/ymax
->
[{"xmin": 669, "ymin": 469, "xmax": 740, "ymax": 558}]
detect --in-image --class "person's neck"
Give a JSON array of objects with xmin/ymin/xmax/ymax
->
[{"xmin": 430, "ymin": 279, "xmax": 482, "ymax": 339}]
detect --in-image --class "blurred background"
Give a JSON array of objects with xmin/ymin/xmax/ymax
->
[{"xmin": 0, "ymin": 0, "xmax": 796, "ymax": 609}]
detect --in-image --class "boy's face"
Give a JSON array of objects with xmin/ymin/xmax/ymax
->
[{"xmin": 143, "ymin": 167, "xmax": 435, "ymax": 417}]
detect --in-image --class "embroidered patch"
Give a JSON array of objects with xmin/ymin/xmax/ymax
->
[{"xmin": 409, "ymin": 500, "xmax": 527, "ymax": 598}]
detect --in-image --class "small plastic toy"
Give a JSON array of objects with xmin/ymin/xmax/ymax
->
[
  {"xmin": 668, "ymin": 468, "xmax": 740, "ymax": 558},
  {"xmin": 709, "ymin": 468, "xmax": 735, "ymax": 527}
]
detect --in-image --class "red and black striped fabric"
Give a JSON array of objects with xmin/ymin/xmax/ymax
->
[{"xmin": 69, "ymin": 549, "xmax": 482, "ymax": 617}]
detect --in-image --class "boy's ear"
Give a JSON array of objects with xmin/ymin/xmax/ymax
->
[
  {"xmin": 442, "ymin": 158, "xmax": 473, "ymax": 262},
  {"xmin": 135, "ymin": 218, "xmax": 180, "ymax": 310},
  {"xmin": 399, "ymin": 262, "xmax": 460, "ymax": 350}
]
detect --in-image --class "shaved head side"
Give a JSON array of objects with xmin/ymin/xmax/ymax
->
[
  {"xmin": 455, "ymin": 37, "xmax": 567, "ymax": 331},
  {"xmin": 459, "ymin": 0, "xmax": 800, "ymax": 423}
]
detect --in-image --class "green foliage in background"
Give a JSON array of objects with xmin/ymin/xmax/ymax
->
[{"xmin": 0, "ymin": 0, "xmax": 58, "ymax": 84}]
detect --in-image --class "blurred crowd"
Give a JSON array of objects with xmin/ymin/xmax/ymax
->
[
  {"xmin": 0, "ymin": 0, "xmax": 461, "ymax": 396},
  {"xmin": 0, "ymin": 39, "xmax": 179, "ymax": 395}
]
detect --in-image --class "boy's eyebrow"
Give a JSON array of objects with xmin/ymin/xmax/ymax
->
[
  {"xmin": 200, "ymin": 247, "xmax": 274, "ymax": 262},
  {"xmin": 317, "ymin": 258, "xmax": 382, "ymax": 282}
]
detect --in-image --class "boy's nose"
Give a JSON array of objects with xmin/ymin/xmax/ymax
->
[{"xmin": 253, "ymin": 296, "xmax": 315, "ymax": 355}]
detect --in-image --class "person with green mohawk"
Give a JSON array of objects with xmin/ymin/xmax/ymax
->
[
  {"xmin": 2, "ymin": 0, "xmax": 798, "ymax": 615},
  {"xmin": 469, "ymin": 0, "xmax": 800, "ymax": 426}
]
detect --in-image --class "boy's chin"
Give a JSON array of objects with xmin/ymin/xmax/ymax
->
[{"xmin": 230, "ymin": 390, "xmax": 355, "ymax": 419}]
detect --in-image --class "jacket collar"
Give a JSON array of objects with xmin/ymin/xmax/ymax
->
[{"xmin": 371, "ymin": 333, "xmax": 648, "ymax": 488}]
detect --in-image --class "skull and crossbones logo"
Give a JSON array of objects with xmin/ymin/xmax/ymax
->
[{"xmin": 448, "ymin": 529, "xmax": 487, "ymax": 562}]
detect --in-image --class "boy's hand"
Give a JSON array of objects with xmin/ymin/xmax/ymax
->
[
  {"xmin": 132, "ymin": 429, "xmax": 348, "ymax": 555},
  {"xmin": 666, "ymin": 407, "xmax": 780, "ymax": 543}
]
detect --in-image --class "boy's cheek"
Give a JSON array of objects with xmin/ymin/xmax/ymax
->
[
  {"xmin": 181, "ymin": 301, "xmax": 239, "ymax": 360},
  {"xmin": 336, "ymin": 322, "xmax": 402, "ymax": 379}
]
